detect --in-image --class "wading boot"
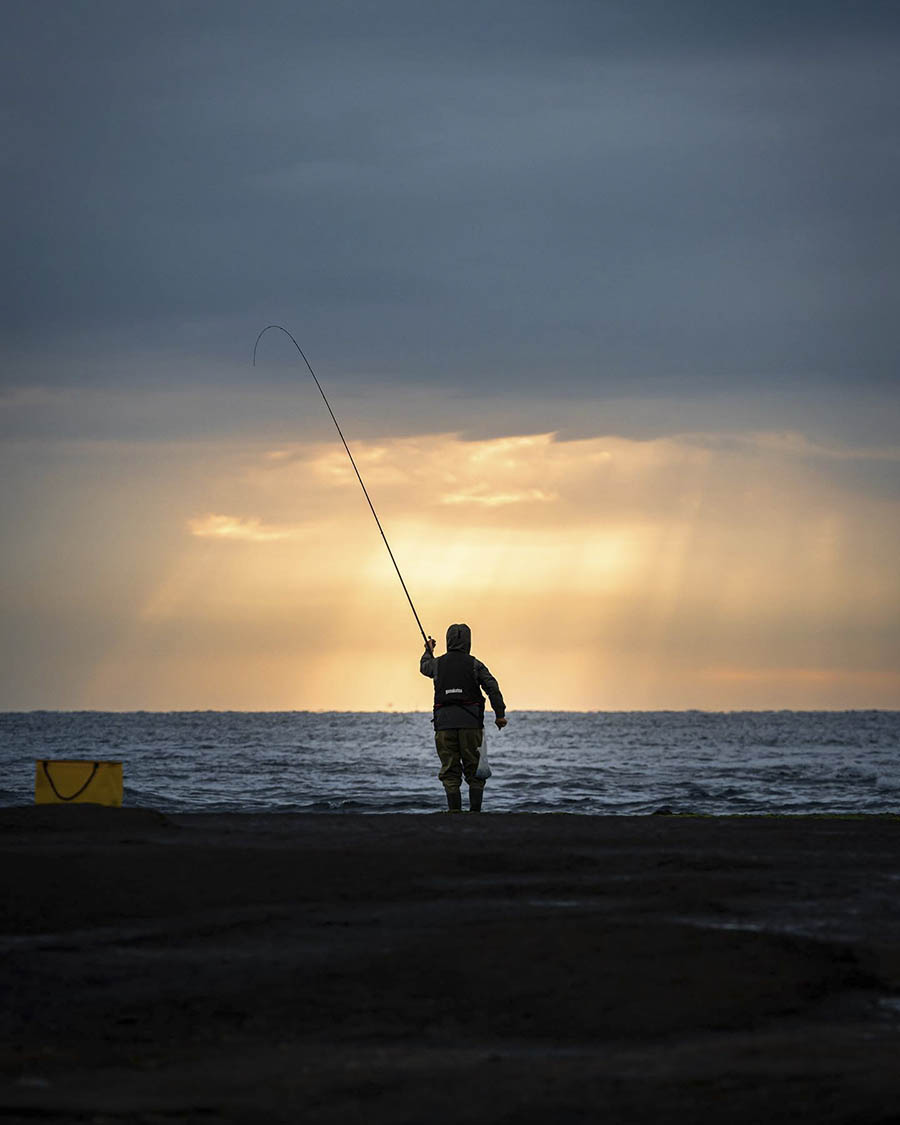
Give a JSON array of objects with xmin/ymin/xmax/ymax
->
[
  {"xmin": 446, "ymin": 790, "xmax": 462, "ymax": 813},
  {"xmin": 469, "ymin": 787, "xmax": 484, "ymax": 813}
]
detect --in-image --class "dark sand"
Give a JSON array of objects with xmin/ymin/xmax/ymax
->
[{"xmin": 2, "ymin": 807, "xmax": 900, "ymax": 1123}]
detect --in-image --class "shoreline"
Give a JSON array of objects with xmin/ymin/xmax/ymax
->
[
  {"xmin": 3, "ymin": 807, "xmax": 900, "ymax": 1122},
  {"xmin": 3, "ymin": 804, "xmax": 900, "ymax": 824}
]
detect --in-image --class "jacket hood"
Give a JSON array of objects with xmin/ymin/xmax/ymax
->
[{"xmin": 446, "ymin": 623, "xmax": 471, "ymax": 654}]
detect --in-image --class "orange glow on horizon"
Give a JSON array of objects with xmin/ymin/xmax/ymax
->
[{"xmin": 62, "ymin": 429, "xmax": 900, "ymax": 712}]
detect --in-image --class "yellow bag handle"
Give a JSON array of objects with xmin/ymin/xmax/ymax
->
[{"xmin": 41, "ymin": 760, "xmax": 100, "ymax": 802}]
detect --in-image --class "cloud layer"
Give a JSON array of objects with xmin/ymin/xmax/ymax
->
[{"xmin": 4, "ymin": 2, "xmax": 900, "ymax": 416}]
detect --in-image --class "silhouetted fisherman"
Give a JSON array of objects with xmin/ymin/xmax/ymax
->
[{"xmin": 420, "ymin": 623, "xmax": 507, "ymax": 812}]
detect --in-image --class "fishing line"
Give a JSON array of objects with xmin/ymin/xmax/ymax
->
[{"xmin": 252, "ymin": 324, "xmax": 429, "ymax": 647}]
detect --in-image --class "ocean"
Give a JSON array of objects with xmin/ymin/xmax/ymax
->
[{"xmin": 1, "ymin": 710, "xmax": 898, "ymax": 815}]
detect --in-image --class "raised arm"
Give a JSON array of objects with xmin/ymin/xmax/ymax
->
[{"xmin": 419, "ymin": 636, "xmax": 437, "ymax": 679}]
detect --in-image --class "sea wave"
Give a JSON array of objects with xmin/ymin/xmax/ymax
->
[{"xmin": 1, "ymin": 710, "xmax": 898, "ymax": 816}]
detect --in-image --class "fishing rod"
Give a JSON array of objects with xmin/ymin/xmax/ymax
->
[{"xmin": 252, "ymin": 324, "xmax": 430, "ymax": 648}]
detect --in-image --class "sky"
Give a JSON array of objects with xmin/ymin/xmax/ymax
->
[{"xmin": 2, "ymin": 0, "xmax": 899, "ymax": 711}]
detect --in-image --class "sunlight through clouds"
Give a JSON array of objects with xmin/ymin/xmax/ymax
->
[
  {"xmin": 2, "ymin": 427, "xmax": 897, "ymax": 710},
  {"xmin": 100, "ymin": 428, "xmax": 893, "ymax": 710}
]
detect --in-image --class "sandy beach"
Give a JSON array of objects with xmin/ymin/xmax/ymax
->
[{"xmin": 3, "ymin": 807, "xmax": 900, "ymax": 1123}]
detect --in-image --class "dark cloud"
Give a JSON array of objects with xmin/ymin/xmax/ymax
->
[{"xmin": 3, "ymin": 1, "xmax": 900, "ymax": 425}]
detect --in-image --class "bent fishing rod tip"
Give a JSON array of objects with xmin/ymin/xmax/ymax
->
[{"xmin": 251, "ymin": 324, "xmax": 430, "ymax": 647}]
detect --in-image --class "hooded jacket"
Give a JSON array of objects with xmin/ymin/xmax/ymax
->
[{"xmin": 419, "ymin": 623, "xmax": 506, "ymax": 731}]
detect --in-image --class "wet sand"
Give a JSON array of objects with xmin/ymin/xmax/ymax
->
[{"xmin": 2, "ymin": 806, "xmax": 900, "ymax": 1123}]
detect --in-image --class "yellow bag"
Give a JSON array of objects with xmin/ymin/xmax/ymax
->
[{"xmin": 35, "ymin": 760, "xmax": 123, "ymax": 807}]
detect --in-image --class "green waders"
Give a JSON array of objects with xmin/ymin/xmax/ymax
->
[{"xmin": 435, "ymin": 728, "xmax": 485, "ymax": 812}]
